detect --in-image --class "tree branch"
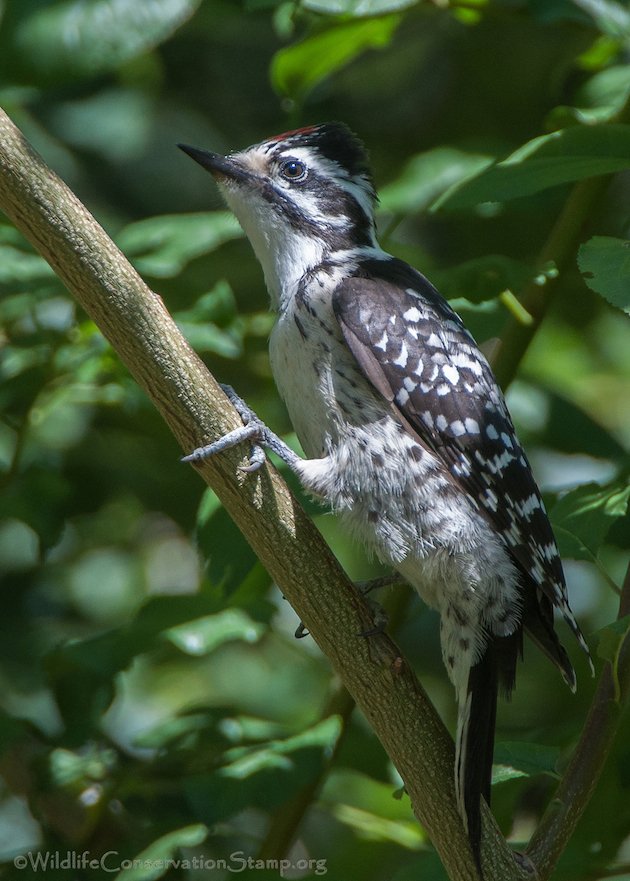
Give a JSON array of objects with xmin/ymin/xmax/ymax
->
[
  {"xmin": 526, "ymin": 561, "xmax": 630, "ymax": 879},
  {"xmin": 0, "ymin": 108, "xmax": 526, "ymax": 881}
]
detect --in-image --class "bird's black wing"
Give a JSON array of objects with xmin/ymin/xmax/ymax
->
[{"xmin": 333, "ymin": 256, "xmax": 583, "ymax": 650}]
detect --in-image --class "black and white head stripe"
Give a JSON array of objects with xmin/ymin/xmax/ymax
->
[
  {"xmin": 261, "ymin": 123, "xmax": 375, "ymax": 198},
  {"xmin": 245, "ymin": 123, "xmax": 377, "ymax": 248},
  {"xmin": 332, "ymin": 255, "xmax": 592, "ymax": 667}
]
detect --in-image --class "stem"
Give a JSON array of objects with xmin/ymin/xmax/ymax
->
[
  {"xmin": 493, "ymin": 177, "xmax": 608, "ymax": 389},
  {"xmin": 0, "ymin": 107, "xmax": 525, "ymax": 881},
  {"xmin": 493, "ymin": 94, "xmax": 630, "ymax": 390},
  {"xmin": 526, "ymin": 560, "xmax": 630, "ymax": 879}
]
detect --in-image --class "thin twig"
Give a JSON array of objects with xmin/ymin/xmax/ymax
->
[{"xmin": 526, "ymin": 559, "xmax": 630, "ymax": 878}]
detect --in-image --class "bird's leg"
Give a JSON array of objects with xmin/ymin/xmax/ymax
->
[
  {"xmin": 184, "ymin": 387, "xmax": 398, "ymax": 640},
  {"xmin": 354, "ymin": 574, "xmax": 406, "ymax": 635},
  {"xmin": 357, "ymin": 574, "xmax": 405, "ymax": 596},
  {"xmin": 182, "ymin": 384, "xmax": 301, "ymax": 473}
]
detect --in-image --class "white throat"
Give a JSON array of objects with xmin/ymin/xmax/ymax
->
[{"xmin": 219, "ymin": 183, "xmax": 326, "ymax": 312}]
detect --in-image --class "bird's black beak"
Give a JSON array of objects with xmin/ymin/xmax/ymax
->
[{"xmin": 177, "ymin": 144, "xmax": 248, "ymax": 183}]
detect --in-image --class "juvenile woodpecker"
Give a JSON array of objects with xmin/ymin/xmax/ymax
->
[{"xmin": 179, "ymin": 123, "xmax": 591, "ymax": 866}]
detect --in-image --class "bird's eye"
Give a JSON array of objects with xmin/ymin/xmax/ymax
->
[{"xmin": 280, "ymin": 159, "xmax": 307, "ymax": 182}]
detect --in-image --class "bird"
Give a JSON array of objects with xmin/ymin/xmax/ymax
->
[{"xmin": 178, "ymin": 122, "xmax": 591, "ymax": 870}]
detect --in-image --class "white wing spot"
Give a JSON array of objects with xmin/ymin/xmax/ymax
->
[
  {"xmin": 403, "ymin": 306, "xmax": 422, "ymax": 322},
  {"xmin": 436, "ymin": 414, "xmax": 448, "ymax": 431},
  {"xmin": 486, "ymin": 423, "xmax": 499, "ymax": 440},
  {"xmin": 375, "ymin": 331, "xmax": 388, "ymax": 351},
  {"xmin": 403, "ymin": 376, "xmax": 418, "ymax": 392},
  {"xmin": 483, "ymin": 489, "xmax": 499, "ymax": 511},
  {"xmin": 427, "ymin": 332, "xmax": 445, "ymax": 349},
  {"xmin": 393, "ymin": 341, "xmax": 409, "ymax": 368},
  {"xmin": 464, "ymin": 418, "xmax": 480, "ymax": 434},
  {"xmin": 450, "ymin": 420, "xmax": 466, "ymax": 436},
  {"xmin": 442, "ymin": 364, "xmax": 460, "ymax": 385}
]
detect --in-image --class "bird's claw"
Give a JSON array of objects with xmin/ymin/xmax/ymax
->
[{"xmin": 182, "ymin": 384, "xmax": 300, "ymax": 472}]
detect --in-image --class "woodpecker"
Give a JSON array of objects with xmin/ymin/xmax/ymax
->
[{"xmin": 179, "ymin": 123, "xmax": 591, "ymax": 868}]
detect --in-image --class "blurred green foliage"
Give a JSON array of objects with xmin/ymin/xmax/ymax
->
[{"xmin": 1, "ymin": 1, "xmax": 630, "ymax": 879}]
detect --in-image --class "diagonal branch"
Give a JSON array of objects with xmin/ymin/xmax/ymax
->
[{"xmin": 0, "ymin": 108, "xmax": 526, "ymax": 881}]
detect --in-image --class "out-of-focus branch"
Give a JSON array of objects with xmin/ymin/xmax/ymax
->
[{"xmin": 526, "ymin": 561, "xmax": 630, "ymax": 878}]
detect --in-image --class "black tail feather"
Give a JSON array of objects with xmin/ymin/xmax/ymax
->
[
  {"xmin": 523, "ymin": 591, "xmax": 576, "ymax": 690},
  {"xmin": 461, "ymin": 647, "xmax": 498, "ymax": 871},
  {"xmin": 458, "ymin": 630, "xmax": 521, "ymax": 873}
]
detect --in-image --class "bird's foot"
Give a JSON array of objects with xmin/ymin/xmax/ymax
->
[{"xmin": 182, "ymin": 384, "xmax": 300, "ymax": 472}]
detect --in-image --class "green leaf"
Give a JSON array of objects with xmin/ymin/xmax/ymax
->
[
  {"xmin": 547, "ymin": 65, "xmax": 630, "ymax": 126},
  {"xmin": 0, "ymin": 243, "xmax": 54, "ymax": 284},
  {"xmin": 572, "ymin": 0, "xmax": 630, "ymax": 38},
  {"xmin": 14, "ymin": 0, "xmax": 204, "ymax": 80},
  {"xmin": 303, "ymin": 0, "xmax": 418, "ymax": 15},
  {"xmin": 271, "ymin": 15, "xmax": 401, "ymax": 100},
  {"xmin": 117, "ymin": 212, "xmax": 242, "ymax": 278},
  {"xmin": 429, "ymin": 254, "xmax": 534, "ymax": 304},
  {"xmin": 164, "ymin": 609, "xmax": 265, "ymax": 656},
  {"xmin": 379, "ymin": 148, "xmax": 493, "ymax": 214},
  {"xmin": 116, "ymin": 824, "xmax": 207, "ymax": 881},
  {"xmin": 435, "ymin": 124, "xmax": 630, "ymax": 210},
  {"xmin": 176, "ymin": 321, "xmax": 243, "ymax": 358},
  {"xmin": 221, "ymin": 716, "xmax": 342, "ymax": 777},
  {"xmin": 493, "ymin": 742, "xmax": 561, "ymax": 782},
  {"xmin": 133, "ymin": 711, "xmax": 226, "ymax": 749},
  {"xmin": 577, "ymin": 236, "xmax": 630, "ymax": 314},
  {"xmin": 185, "ymin": 718, "xmax": 342, "ymax": 824},
  {"xmin": 550, "ymin": 478, "xmax": 630, "ymax": 561}
]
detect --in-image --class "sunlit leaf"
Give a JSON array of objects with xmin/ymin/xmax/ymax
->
[
  {"xmin": 572, "ymin": 0, "xmax": 630, "ymax": 38},
  {"xmin": 164, "ymin": 609, "xmax": 265, "ymax": 655},
  {"xmin": 380, "ymin": 148, "xmax": 492, "ymax": 213},
  {"xmin": 117, "ymin": 212, "xmax": 242, "ymax": 277},
  {"xmin": 547, "ymin": 65, "xmax": 630, "ymax": 126},
  {"xmin": 133, "ymin": 711, "xmax": 226, "ymax": 749},
  {"xmin": 271, "ymin": 15, "xmax": 401, "ymax": 100},
  {"xmin": 221, "ymin": 716, "xmax": 342, "ymax": 778},
  {"xmin": 116, "ymin": 824, "xmax": 207, "ymax": 881},
  {"xmin": 185, "ymin": 718, "xmax": 341, "ymax": 823},
  {"xmin": 176, "ymin": 321, "xmax": 243, "ymax": 358},
  {"xmin": 435, "ymin": 124, "xmax": 630, "ymax": 210},
  {"xmin": 578, "ymin": 236, "xmax": 630, "ymax": 314},
  {"xmin": 303, "ymin": 0, "xmax": 418, "ymax": 15},
  {"xmin": 550, "ymin": 478, "xmax": 630, "ymax": 561},
  {"xmin": 332, "ymin": 803, "xmax": 424, "ymax": 848}
]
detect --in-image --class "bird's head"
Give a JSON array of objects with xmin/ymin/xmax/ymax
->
[{"xmin": 179, "ymin": 123, "xmax": 378, "ymax": 304}]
